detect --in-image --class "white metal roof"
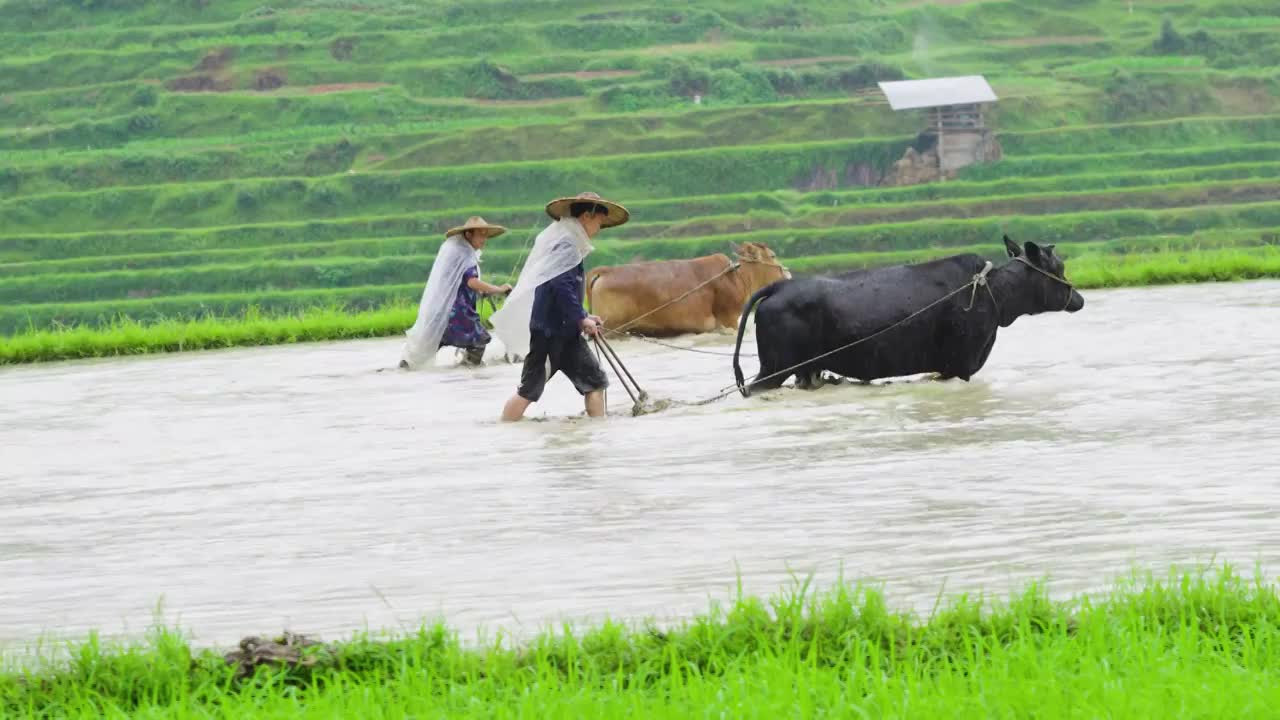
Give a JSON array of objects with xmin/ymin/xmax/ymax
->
[{"xmin": 876, "ymin": 75, "xmax": 998, "ymax": 111}]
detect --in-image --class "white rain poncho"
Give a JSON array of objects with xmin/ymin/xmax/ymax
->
[
  {"xmin": 399, "ymin": 235, "xmax": 481, "ymax": 369},
  {"xmin": 487, "ymin": 217, "xmax": 593, "ymax": 361}
]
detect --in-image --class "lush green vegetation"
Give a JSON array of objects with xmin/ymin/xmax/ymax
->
[
  {"xmin": 8, "ymin": 244, "xmax": 1277, "ymax": 364},
  {"xmin": 2, "ymin": 0, "xmax": 1279, "ymax": 364},
  {"xmin": 4, "ymin": 7, "xmax": 1280, "ymax": 717},
  {"xmin": 3, "ymin": 566, "xmax": 1279, "ymax": 718},
  {"xmin": 0, "ymin": 303, "xmax": 426, "ymax": 365}
]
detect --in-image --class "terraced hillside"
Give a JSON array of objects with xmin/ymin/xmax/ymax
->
[{"xmin": 2, "ymin": 0, "xmax": 1279, "ymax": 362}]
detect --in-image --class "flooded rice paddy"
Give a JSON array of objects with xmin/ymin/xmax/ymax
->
[{"xmin": 3, "ymin": 280, "xmax": 1280, "ymax": 651}]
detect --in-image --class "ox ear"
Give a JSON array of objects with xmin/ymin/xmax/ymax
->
[
  {"xmin": 1003, "ymin": 234, "xmax": 1021, "ymax": 258},
  {"xmin": 1023, "ymin": 240, "xmax": 1044, "ymax": 264}
]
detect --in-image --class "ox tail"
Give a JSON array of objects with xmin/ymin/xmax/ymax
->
[
  {"xmin": 733, "ymin": 281, "xmax": 782, "ymax": 398},
  {"xmin": 586, "ymin": 270, "xmax": 605, "ymax": 315}
]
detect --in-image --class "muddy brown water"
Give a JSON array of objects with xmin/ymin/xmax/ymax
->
[{"xmin": 3, "ymin": 280, "xmax": 1280, "ymax": 654}]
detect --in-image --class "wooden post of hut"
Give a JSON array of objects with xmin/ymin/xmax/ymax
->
[{"xmin": 876, "ymin": 75, "xmax": 1001, "ymax": 185}]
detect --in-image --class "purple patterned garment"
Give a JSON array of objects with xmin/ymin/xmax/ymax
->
[{"xmin": 439, "ymin": 265, "xmax": 491, "ymax": 349}]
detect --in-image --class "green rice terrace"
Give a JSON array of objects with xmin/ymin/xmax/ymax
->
[{"xmin": 1, "ymin": 0, "xmax": 1278, "ymax": 365}]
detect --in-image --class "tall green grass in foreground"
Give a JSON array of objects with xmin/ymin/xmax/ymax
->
[
  {"xmin": 4, "ymin": 248, "xmax": 1279, "ymax": 365},
  {"xmin": 3, "ymin": 565, "xmax": 1279, "ymax": 718}
]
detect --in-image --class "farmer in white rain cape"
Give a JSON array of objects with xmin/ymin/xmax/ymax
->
[
  {"xmin": 399, "ymin": 216, "xmax": 512, "ymax": 369},
  {"xmin": 491, "ymin": 192, "xmax": 630, "ymax": 421}
]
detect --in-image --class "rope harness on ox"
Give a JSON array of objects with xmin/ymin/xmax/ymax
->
[
  {"xmin": 715, "ymin": 256, "xmax": 1078, "ymax": 402},
  {"xmin": 601, "ymin": 261, "xmax": 740, "ymax": 338},
  {"xmin": 590, "ymin": 254, "xmax": 1079, "ymax": 415},
  {"xmin": 598, "ymin": 262, "xmax": 995, "ymax": 410},
  {"xmin": 594, "ymin": 253, "xmax": 788, "ymax": 359},
  {"xmin": 582, "ymin": 250, "xmax": 788, "ymax": 415},
  {"xmin": 719, "ymin": 260, "xmax": 997, "ymax": 400},
  {"xmin": 616, "ymin": 332, "xmax": 758, "ymax": 358},
  {"xmin": 600, "ymin": 253, "xmax": 790, "ymax": 340},
  {"xmin": 484, "ymin": 248, "xmax": 1077, "ymax": 416},
  {"xmin": 1013, "ymin": 255, "xmax": 1079, "ymax": 310}
]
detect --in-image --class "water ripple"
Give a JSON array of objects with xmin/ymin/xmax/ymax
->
[{"xmin": 3, "ymin": 280, "xmax": 1280, "ymax": 649}]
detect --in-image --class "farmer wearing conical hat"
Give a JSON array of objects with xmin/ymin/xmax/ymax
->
[
  {"xmin": 399, "ymin": 216, "xmax": 513, "ymax": 369},
  {"xmin": 492, "ymin": 192, "xmax": 630, "ymax": 421}
]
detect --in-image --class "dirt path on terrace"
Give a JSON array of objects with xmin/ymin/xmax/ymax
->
[
  {"xmin": 756, "ymin": 55, "xmax": 858, "ymax": 67},
  {"xmin": 464, "ymin": 96, "xmax": 585, "ymax": 107},
  {"xmin": 991, "ymin": 35, "xmax": 1105, "ymax": 47},
  {"xmin": 523, "ymin": 70, "xmax": 641, "ymax": 81}
]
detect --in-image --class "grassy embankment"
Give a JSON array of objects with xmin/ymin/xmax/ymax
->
[
  {"xmin": 2, "ymin": 0, "xmax": 1279, "ymax": 364},
  {"xmin": 2, "ymin": 566, "xmax": 1278, "ymax": 717},
  {"xmin": 5, "ymin": 244, "xmax": 1279, "ymax": 365}
]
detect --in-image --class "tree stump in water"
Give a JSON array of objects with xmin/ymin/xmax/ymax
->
[{"xmin": 223, "ymin": 631, "xmax": 328, "ymax": 679}]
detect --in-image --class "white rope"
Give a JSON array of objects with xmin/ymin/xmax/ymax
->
[
  {"xmin": 601, "ymin": 261, "xmax": 741, "ymax": 338},
  {"xmin": 1012, "ymin": 256, "xmax": 1078, "ymax": 309},
  {"xmin": 501, "ymin": 224, "xmax": 540, "ymax": 287},
  {"xmin": 623, "ymin": 257, "xmax": 1074, "ymax": 412},
  {"xmin": 599, "ymin": 253, "xmax": 789, "ymax": 339},
  {"xmin": 724, "ymin": 263, "xmax": 1000, "ymax": 401},
  {"xmin": 619, "ymin": 331, "xmax": 758, "ymax": 357}
]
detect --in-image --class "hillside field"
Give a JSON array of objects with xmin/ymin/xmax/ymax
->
[{"xmin": 1, "ymin": 0, "xmax": 1279, "ymax": 362}]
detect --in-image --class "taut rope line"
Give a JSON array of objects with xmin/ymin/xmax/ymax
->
[
  {"xmin": 600, "ymin": 262, "xmax": 739, "ymax": 338},
  {"xmin": 646, "ymin": 262, "xmax": 998, "ymax": 408},
  {"xmin": 600, "ymin": 253, "xmax": 788, "ymax": 339},
  {"xmin": 488, "ymin": 249, "xmax": 785, "ymax": 360},
  {"xmin": 615, "ymin": 332, "xmax": 757, "ymax": 358},
  {"xmin": 497, "ymin": 222, "xmax": 541, "ymax": 288},
  {"xmin": 629, "ymin": 257, "xmax": 1075, "ymax": 364},
  {"xmin": 1012, "ymin": 255, "xmax": 1078, "ymax": 310},
  {"xmin": 722, "ymin": 261, "xmax": 998, "ymax": 401}
]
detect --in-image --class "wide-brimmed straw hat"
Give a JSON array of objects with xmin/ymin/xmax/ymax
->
[
  {"xmin": 445, "ymin": 216, "xmax": 507, "ymax": 239},
  {"xmin": 544, "ymin": 191, "xmax": 629, "ymax": 229}
]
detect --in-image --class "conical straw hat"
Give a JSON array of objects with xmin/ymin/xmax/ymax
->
[
  {"xmin": 445, "ymin": 216, "xmax": 507, "ymax": 238},
  {"xmin": 544, "ymin": 191, "xmax": 629, "ymax": 229}
]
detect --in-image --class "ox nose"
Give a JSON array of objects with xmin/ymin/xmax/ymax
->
[{"xmin": 1067, "ymin": 290, "xmax": 1085, "ymax": 312}]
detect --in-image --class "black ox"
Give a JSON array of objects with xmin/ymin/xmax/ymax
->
[{"xmin": 732, "ymin": 236, "xmax": 1085, "ymax": 396}]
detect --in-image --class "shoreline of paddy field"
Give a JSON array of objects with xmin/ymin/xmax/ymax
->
[
  {"xmin": 1, "ymin": 565, "xmax": 1277, "ymax": 718},
  {"xmin": 3, "ymin": 247, "xmax": 1279, "ymax": 365}
]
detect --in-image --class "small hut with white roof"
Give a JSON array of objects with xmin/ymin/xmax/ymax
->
[{"xmin": 876, "ymin": 75, "xmax": 1001, "ymax": 183}]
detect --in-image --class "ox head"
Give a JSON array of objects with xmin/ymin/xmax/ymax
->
[
  {"xmin": 1002, "ymin": 234, "xmax": 1085, "ymax": 317},
  {"xmin": 731, "ymin": 241, "xmax": 791, "ymax": 280}
]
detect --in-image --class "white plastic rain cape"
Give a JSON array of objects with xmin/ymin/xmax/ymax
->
[
  {"xmin": 488, "ymin": 217, "xmax": 593, "ymax": 361},
  {"xmin": 399, "ymin": 235, "xmax": 480, "ymax": 369}
]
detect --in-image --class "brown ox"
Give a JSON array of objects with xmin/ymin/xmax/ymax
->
[{"xmin": 586, "ymin": 242, "xmax": 789, "ymax": 338}]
